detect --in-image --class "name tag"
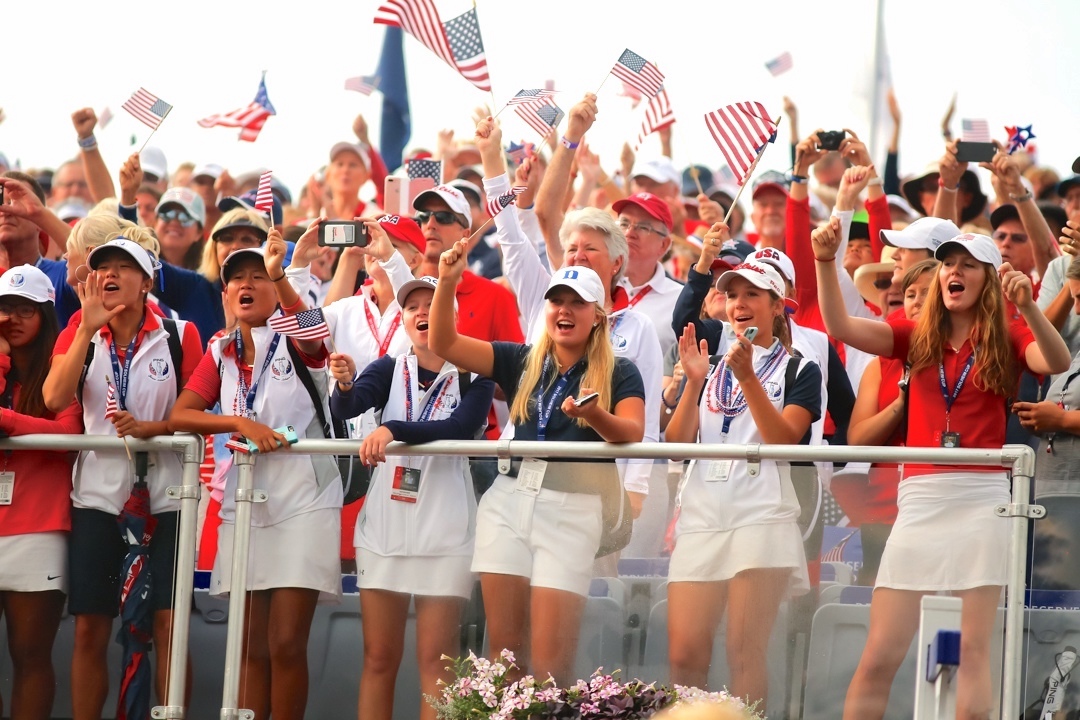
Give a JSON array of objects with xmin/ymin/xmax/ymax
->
[
  {"xmin": 0, "ymin": 471, "xmax": 13, "ymax": 505},
  {"xmin": 516, "ymin": 458, "xmax": 547, "ymax": 495},
  {"xmin": 940, "ymin": 431, "xmax": 961, "ymax": 449},
  {"xmin": 390, "ymin": 466, "xmax": 421, "ymax": 503},
  {"xmin": 705, "ymin": 460, "xmax": 732, "ymax": 483}
]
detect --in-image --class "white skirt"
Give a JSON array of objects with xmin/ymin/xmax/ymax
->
[
  {"xmin": 211, "ymin": 508, "xmax": 342, "ymax": 604},
  {"xmin": 0, "ymin": 532, "xmax": 67, "ymax": 593},
  {"xmin": 877, "ymin": 471, "xmax": 1010, "ymax": 591},
  {"xmin": 669, "ymin": 523, "xmax": 810, "ymax": 597},
  {"xmin": 357, "ymin": 552, "xmax": 474, "ymax": 599}
]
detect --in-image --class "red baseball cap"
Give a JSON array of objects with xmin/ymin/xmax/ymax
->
[
  {"xmin": 377, "ymin": 214, "xmax": 426, "ymax": 254},
  {"xmin": 612, "ymin": 192, "xmax": 673, "ymax": 233}
]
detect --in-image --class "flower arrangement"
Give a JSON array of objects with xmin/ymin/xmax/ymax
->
[{"xmin": 427, "ymin": 650, "xmax": 764, "ymax": 720}]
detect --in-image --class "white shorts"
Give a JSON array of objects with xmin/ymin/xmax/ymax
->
[
  {"xmin": 212, "ymin": 508, "xmax": 342, "ymax": 604},
  {"xmin": 357, "ymin": 552, "xmax": 474, "ymax": 599},
  {"xmin": 877, "ymin": 472, "xmax": 1010, "ymax": 591},
  {"xmin": 0, "ymin": 532, "xmax": 67, "ymax": 593},
  {"xmin": 669, "ymin": 523, "xmax": 810, "ymax": 597},
  {"xmin": 471, "ymin": 475, "xmax": 603, "ymax": 597}
]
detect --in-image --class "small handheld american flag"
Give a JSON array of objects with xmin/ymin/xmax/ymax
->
[
  {"xmin": 635, "ymin": 87, "xmax": 675, "ymax": 150},
  {"xmin": 764, "ymin": 51, "xmax": 794, "ymax": 77},
  {"xmin": 345, "ymin": 74, "xmax": 381, "ymax": 96},
  {"xmin": 506, "ymin": 88, "xmax": 556, "ymax": 107},
  {"xmin": 961, "ymin": 119, "xmax": 991, "ymax": 143},
  {"xmin": 704, "ymin": 102, "xmax": 777, "ymax": 186},
  {"xmin": 610, "ymin": 49, "xmax": 665, "ymax": 100},
  {"xmin": 105, "ymin": 378, "xmax": 119, "ymax": 420},
  {"xmin": 254, "ymin": 170, "xmax": 274, "ymax": 215},
  {"xmin": 486, "ymin": 186, "xmax": 526, "ymax": 218},
  {"xmin": 515, "ymin": 100, "xmax": 564, "ymax": 140},
  {"xmin": 407, "ymin": 159, "xmax": 443, "ymax": 182},
  {"xmin": 268, "ymin": 308, "xmax": 331, "ymax": 341},
  {"xmin": 122, "ymin": 88, "xmax": 172, "ymax": 131}
]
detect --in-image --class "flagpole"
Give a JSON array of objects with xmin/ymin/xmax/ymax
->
[
  {"xmin": 468, "ymin": 215, "xmax": 494, "ymax": 243},
  {"xmin": 722, "ymin": 115, "xmax": 781, "ymax": 225},
  {"xmin": 106, "ymin": 374, "xmax": 135, "ymax": 464},
  {"xmin": 690, "ymin": 166, "xmax": 705, "ymax": 196},
  {"xmin": 136, "ymin": 130, "xmax": 157, "ymax": 154}
]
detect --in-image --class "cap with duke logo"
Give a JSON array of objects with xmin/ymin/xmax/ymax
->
[
  {"xmin": 544, "ymin": 266, "xmax": 605, "ymax": 304},
  {"xmin": 0, "ymin": 264, "xmax": 55, "ymax": 303}
]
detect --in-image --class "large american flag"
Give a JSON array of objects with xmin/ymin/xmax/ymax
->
[
  {"xmin": 704, "ymin": 102, "xmax": 778, "ymax": 185},
  {"xmin": 345, "ymin": 74, "xmax": 381, "ymax": 96},
  {"xmin": 486, "ymin": 186, "xmax": 526, "ymax": 218},
  {"xmin": 610, "ymin": 49, "xmax": 665, "ymax": 100},
  {"xmin": 122, "ymin": 88, "xmax": 172, "ymax": 131},
  {"xmin": 635, "ymin": 86, "xmax": 675, "ymax": 150},
  {"xmin": 765, "ymin": 51, "xmax": 794, "ymax": 77},
  {"xmin": 407, "ymin": 158, "xmax": 443, "ymax": 181},
  {"xmin": 254, "ymin": 171, "xmax": 274, "ymax": 215},
  {"xmin": 515, "ymin": 99, "xmax": 564, "ymax": 140},
  {"xmin": 268, "ymin": 308, "xmax": 332, "ymax": 341},
  {"xmin": 374, "ymin": 0, "xmax": 491, "ymax": 92},
  {"xmin": 961, "ymin": 118, "xmax": 991, "ymax": 143},
  {"xmin": 507, "ymin": 88, "xmax": 556, "ymax": 107},
  {"xmin": 198, "ymin": 74, "xmax": 277, "ymax": 143}
]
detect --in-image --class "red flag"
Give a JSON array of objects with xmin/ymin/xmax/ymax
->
[
  {"xmin": 704, "ymin": 102, "xmax": 777, "ymax": 185},
  {"xmin": 254, "ymin": 171, "xmax": 274, "ymax": 215},
  {"xmin": 635, "ymin": 87, "xmax": 675, "ymax": 149}
]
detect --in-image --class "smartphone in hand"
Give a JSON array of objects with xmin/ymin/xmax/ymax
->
[
  {"xmin": 573, "ymin": 392, "xmax": 600, "ymax": 408},
  {"xmin": 955, "ymin": 141, "xmax": 996, "ymax": 164},
  {"xmin": 741, "ymin": 327, "xmax": 759, "ymax": 342}
]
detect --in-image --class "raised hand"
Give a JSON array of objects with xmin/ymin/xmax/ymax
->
[
  {"xmin": 980, "ymin": 143, "xmax": 1024, "ymax": 197},
  {"xmin": 697, "ymin": 194, "xmax": 725, "ymax": 226},
  {"xmin": 1059, "ymin": 219, "xmax": 1080, "ymax": 257},
  {"xmin": 839, "ymin": 130, "xmax": 873, "ymax": 167},
  {"xmin": 837, "ymin": 165, "xmax": 874, "ymax": 210},
  {"xmin": 678, "ymin": 323, "xmax": 711, "ymax": 384},
  {"xmin": 71, "ymin": 108, "xmax": 98, "ymax": 140},
  {"xmin": 290, "ymin": 218, "xmax": 324, "ymax": 269},
  {"xmin": 438, "ymin": 238, "xmax": 470, "ymax": 282},
  {"xmin": 939, "ymin": 139, "xmax": 967, "ymax": 190},
  {"xmin": 694, "ymin": 221, "xmax": 731, "ymax": 274},
  {"xmin": 794, "ymin": 129, "xmax": 827, "ymax": 177},
  {"xmin": 358, "ymin": 216, "xmax": 394, "ymax": 263},
  {"xmin": 352, "ymin": 114, "xmax": 370, "ymax": 146},
  {"xmin": 811, "ymin": 216, "xmax": 843, "ymax": 262},
  {"xmin": 78, "ymin": 271, "xmax": 125, "ymax": 331},
  {"xmin": 0, "ymin": 177, "xmax": 47, "ymax": 222},
  {"xmin": 329, "ymin": 352, "xmax": 357, "ymax": 387},
  {"xmin": 565, "ymin": 93, "xmax": 598, "ymax": 144},
  {"xmin": 999, "ymin": 262, "xmax": 1033, "ymax": 308},
  {"xmin": 264, "ymin": 228, "xmax": 288, "ymax": 279},
  {"xmin": 118, "ymin": 153, "xmax": 143, "ymax": 205}
]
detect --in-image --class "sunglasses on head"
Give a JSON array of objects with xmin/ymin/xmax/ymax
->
[
  {"xmin": 415, "ymin": 210, "xmax": 462, "ymax": 227},
  {"xmin": 159, "ymin": 208, "xmax": 197, "ymax": 227}
]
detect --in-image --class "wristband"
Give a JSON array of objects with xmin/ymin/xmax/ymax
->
[
  {"xmin": 272, "ymin": 272, "xmax": 288, "ymax": 283},
  {"xmin": 815, "ymin": 256, "xmax": 836, "ymax": 263},
  {"xmin": 867, "ymin": 176, "xmax": 884, "ymax": 187},
  {"xmin": 77, "ymin": 134, "xmax": 98, "ymax": 150},
  {"xmin": 937, "ymin": 177, "xmax": 958, "ymax": 192},
  {"xmin": 560, "ymin": 136, "xmax": 580, "ymax": 150},
  {"xmin": 1009, "ymin": 190, "xmax": 1033, "ymax": 203},
  {"xmin": 789, "ymin": 174, "xmax": 808, "ymax": 184}
]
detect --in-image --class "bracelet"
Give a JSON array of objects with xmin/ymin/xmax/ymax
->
[
  {"xmin": 271, "ymin": 272, "xmax": 287, "ymax": 282},
  {"xmin": 661, "ymin": 392, "xmax": 679, "ymax": 410},
  {"xmin": 815, "ymin": 256, "xmax": 836, "ymax": 263},
  {"xmin": 867, "ymin": 176, "xmax": 884, "ymax": 187},
  {"xmin": 937, "ymin": 177, "xmax": 958, "ymax": 192},
  {"xmin": 1009, "ymin": 190, "xmax": 1034, "ymax": 203},
  {"xmin": 789, "ymin": 174, "xmax": 808, "ymax": 184},
  {"xmin": 561, "ymin": 136, "xmax": 580, "ymax": 150},
  {"xmin": 77, "ymin": 134, "xmax": 98, "ymax": 150}
]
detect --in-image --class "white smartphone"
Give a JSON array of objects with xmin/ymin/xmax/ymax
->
[
  {"xmin": 742, "ymin": 327, "xmax": 758, "ymax": 342},
  {"xmin": 573, "ymin": 391, "xmax": 600, "ymax": 408}
]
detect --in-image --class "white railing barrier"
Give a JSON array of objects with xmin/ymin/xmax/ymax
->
[{"xmin": 0, "ymin": 435, "xmax": 1036, "ymax": 720}]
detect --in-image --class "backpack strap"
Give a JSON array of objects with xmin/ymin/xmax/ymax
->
[
  {"xmin": 286, "ymin": 340, "xmax": 338, "ymax": 440},
  {"xmin": 784, "ymin": 350, "xmax": 804, "ymax": 397},
  {"xmin": 160, "ymin": 317, "xmax": 185, "ymax": 397},
  {"xmin": 76, "ymin": 340, "xmax": 97, "ymax": 406}
]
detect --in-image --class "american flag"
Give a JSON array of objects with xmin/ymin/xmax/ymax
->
[
  {"xmin": 105, "ymin": 379, "xmax": 119, "ymax": 420},
  {"xmin": 618, "ymin": 81, "xmax": 644, "ymax": 109},
  {"xmin": 515, "ymin": 99, "xmax": 564, "ymax": 140},
  {"xmin": 610, "ymin": 49, "xmax": 665, "ymax": 100},
  {"xmin": 704, "ymin": 102, "xmax": 778, "ymax": 185},
  {"xmin": 99, "ymin": 107, "xmax": 114, "ymax": 129},
  {"xmin": 506, "ymin": 141, "xmax": 533, "ymax": 165},
  {"xmin": 121, "ymin": 88, "xmax": 173, "ymax": 131},
  {"xmin": 197, "ymin": 74, "xmax": 277, "ymax": 143},
  {"xmin": 961, "ymin": 118, "xmax": 991, "ymax": 143},
  {"xmin": 507, "ymin": 88, "xmax": 556, "ymax": 107},
  {"xmin": 765, "ymin": 51, "xmax": 794, "ymax": 77},
  {"xmin": 268, "ymin": 308, "xmax": 332, "ymax": 341},
  {"xmin": 820, "ymin": 529, "xmax": 858, "ymax": 563},
  {"xmin": 374, "ymin": 0, "xmax": 491, "ymax": 92},
  {"xmin": 254, "ymin": 170, "xmax": 274, "ymax": 215},
  {"xmin": 407, "ymin": 158, "xmax": 443, "ymax": 181},
  {"xmin": 486, "ymin": 186, "xmax": 526, "ymax": 218},
  {"xmin": 635, "ymin": 86, "xmax": 675, "ymax": 149},
  {"xmin": 345, "ymin": 74, "xmax": 381, "ymax": 96}
]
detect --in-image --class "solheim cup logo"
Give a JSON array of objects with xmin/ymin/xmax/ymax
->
[{"xmin": 8, "ymin": 273, "xmax": 24, "ymax": 288}]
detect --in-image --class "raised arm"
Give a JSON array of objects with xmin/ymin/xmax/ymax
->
[
  {"xmin": 72, "ymin": 108, "xmax": 116, "ymax": 203},
  {"xmin": 664, "ymin": 324, "xmax": 707, "ymax": 444},
  {"xmin": 983, "ymin": 147, "xmax": 1059, "ymax": 279},
  {"xmin": 429, "ymin": 238, "xmax": 495, "ymax": 377},
  {"xmin": 1001, "ymin": 264, "xmax": 1071, "ymax": 375},
  {"xmin": 933, "ymin": 140, "xmax": 965, "ymax": 226},
  {"xmin": 265, "ymin": 227, "xmax": 322, "ymax": 356}
]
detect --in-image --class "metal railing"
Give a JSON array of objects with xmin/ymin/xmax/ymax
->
[{"xmin": 0, "ymin": 435, "xmax": 1037, "ymax": 719}]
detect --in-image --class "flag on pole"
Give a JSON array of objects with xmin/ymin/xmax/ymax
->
[
  {"xmin": 254, "ymin": 171, "xmax": 274, "ymax": 215},
  {"xmin": 820, "ymin": 529, "xmax": 858, "ymax": 563},
  {"xmin": 407, "ymin": 158, "xmax": 443, "ymax": 181},
  {"xmin": 507, "ymin": 89, "xmax": 556, "ymax": 107},
  {"xmin": 122, "ymin": 88, "xmax": 173, "ymax": 131},
  {"xmin": 486, "ymin": 186, "xmax": 526, "ymax": 218},
  {"xmin": 99, "ymin": 107, "xmax": 114, "ymax": 129},
  {"xmin": 635, "ymin": 86, "xmax": 675, "ymax": 149},
  {"xmin": 197, "ymin": 74, "xmax": 277, "ymax": 142},
  {"xmin": 618, "ymin": 81, "xmax": 644, "ymax": 109},
  {"xmin": 105, "ymin": 380, "xmax": 119, "ymax": 420},
  {"xmin": 506, "ymin": 141, "xmax": 534, "ymax": 165},
  {"xmin": 345, "ymin": 74, "xmax": 381, "ymax": 95},
  {"xmin": 961, "ymin": 118, "xmax": 991, "ymax": 143},
  {"xmin": 515, "ymin": 100, "xmax": 565, "ymax": 140},
  {"xmin": 374, "ymin": 0, "xmax": 491, "ymax": 92},
  {"xmin": 704, "ymin": 102, "xmax": 778, "ymax": 185},
  {"xmin": 376, "ymin": 26, "xmax": 411, "ymax": 172},
  {"xmin": 268, "ymin": 308, "xmax": 332, "ymax": 341},
  {"xmin": 764, "ymin": 51, "xmax": 794, "ymax": 77},
  {"xmin": 610, "ymin": 49, "xmax": 665, "ymax": 99}
]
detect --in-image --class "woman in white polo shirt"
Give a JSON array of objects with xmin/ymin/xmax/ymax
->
[
  {"xmin": 665, "ymin": 260, "xmax": 821, "ymax": 713},
  {"xmin": 430, "ymin": 240, "xmax": 645, "ymax": 684}
]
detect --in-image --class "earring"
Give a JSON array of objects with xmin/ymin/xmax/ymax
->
[{"xmin": 592, "ymin": 322, "xmax": 599, "ymax": 327}]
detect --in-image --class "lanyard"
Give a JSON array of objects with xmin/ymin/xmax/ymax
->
[
  {"xmin": 939, "ymin": 353, "xmax": 975, "ymax": 430},
  {"xmin": 402, "ymin": 360, "xmax": 453, "ymax": 422},
  {"xmin": 108, "ymin": 331, "xmax": 141, "ymax": 413},
  {"xmin": 363, "ymin": 301, "xmax": 402, "ymax": 358},
  {"xmin": 627, "ymin": 284, "xmax": 653, "ymax": 308},
  {"xmin": 707, "ymin": 342, "xmax": 788, "ymax": 437},
  {"xmin": 234, "ymin": 329, "xmax": 281, "ymax": 418},
  {"xmin": 536, "ymin": 357, "xmax": 584, "ymax": 441}
]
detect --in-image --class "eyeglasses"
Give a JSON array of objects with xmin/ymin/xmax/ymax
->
[
  {"xmin": 0, "ymin": 304, "xmax": 38, "ymax": 319},
  {"xmin": 872, "ymin": 278, "xmax": 893, "ymax": 291},
  {"xmin": 993, "ymin": 231, "xmax": 1029, "ymax": 244},
  {"xmin": 617, "ymin": 219, "xmax": 666, "ymax": 236},
  {"xmin": 159, "ymin": 209, "xmax": 197, "ymax": 227},
  {"xmin": 415, "ymin": 210, "xmax": 463, "ymax": 227}
]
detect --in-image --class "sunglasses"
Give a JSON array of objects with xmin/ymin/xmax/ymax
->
[
  {"xmin": 0, "ymin": 304, "xmax": 38, "ymax": 319},
  {"xmin": 415, "ymin": 210, "xmax": 463, "ymax": 227},
  {"xmin": 873, "ymin": 278, "xmax": 893, "ymax": 291},
  {"xmin": 159, "ymin": 209, "xmax": 197, "ymax": 227}
]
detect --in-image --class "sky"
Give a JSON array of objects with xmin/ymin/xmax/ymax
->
[{"xmin": 3, "ymin": 0, "xmax": 1078, "ymax": 203}]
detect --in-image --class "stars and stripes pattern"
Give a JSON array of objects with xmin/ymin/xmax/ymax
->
[
  {"xmin": 506, "ymin": 141, "xmax": 533, "ymax": 165},
  {"xmin": 820, "ymin": 529, "xmax": 858, "ymax": 563},
  {"xmin": 345, "ymin": 74, "xmax": 381, "ymax": 95},
  {"xmin": 961, "ymin": 118, "xmax": 991, "ymax": 143},
  {"xmin": 374, "ymin": 0, "xmax": 491, "ymax": 92},
  {"xmin": 122, "ymin": 88, "xmax": 173, "ymax": 131},
  {"xmin": 268, "ymin": 308, "xmax": 332, "ymax": 341},
  {"xmin": 610, "ymin": 49, "xmax": 665, "ymax": 100},
  {"xmin": 507, "ymin": 88, "xmax": 556, "ymax": 107},
  {"xmin": 197, "ymin": 74, "xmax": 277, "ymax": 142},
  {"xmin": 765, "ymin": 51, "xmax": 794, "ymax": 77},
  {"xmin": 618, "ymin": 81, "xmax": 644, "ymax": 109},
  {"xmin": 486, "ymin": 186, "xmax": 526, "ymax": 218},
  {"xmin": 254, "ymin": 171, "xmax": 275, "ymax": 215},
  {"xmin": 635, "ymin": 86, "xmax": 675, "ymax": 149},
  {"xmin": 105, "ymin": 380, "xmax": 118, "ymax": 420},
  {"xmin": 704, "ymin": 102, "xmax": 778, "ymax": 185},
  {"xmin": 407, "ymin": 158, "xmax": 443, "ymax": 181},
  {"xmin": 515, "ymin": 99, "xmax": 564, "ymax": 139}
]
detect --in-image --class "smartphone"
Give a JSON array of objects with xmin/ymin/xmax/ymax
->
[
  {"xmin": 318, "ymin": 220, "xmax": 368, "ymax": 248},
  {"xmin": 955, "ymin": 141, "xmax": 996, "ymax": 164},
  {"xmin": 573, "ymin": 392, "xmax": 600, "ymax": 408},
  {"xmin": 816, "ymin": 130, "xmax": 846, "ymax": 151},
  {"xmin": 245, "ymin": 425, "xmax": 300, "ymax": 454},
  {"xmin": 383, "ymin": 176, "xmax": 439, "ymax": 217},
  {"xmin": 742, "ymin": 327, "xmax": 759, "ymax": 342}
]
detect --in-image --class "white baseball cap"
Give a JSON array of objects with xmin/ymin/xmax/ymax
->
[
  {"xmin": 545, "ymin": 266, "xmax": 605, "ymax": 304},
  {"xmin": 192, "ymin": 163, "xmax": 223, "ymax": 181},
  {"xmin": 934, "ymin": 233, "xmax": 1002, "ymax": 267},
  {"xmin": 0, "ymin": 264, "xmax": 55, "ymax": 303},
  {"xmin": 87, "ymin": 238, "xmax": 158, "ymax": 279},
  {"xmin": 748, "ymin": 247, "xmax": 796, "ymax": 287},
  {"xmin": 412, "ymin": 184, "xmax": 472, "ymax": 230},
  {"xmin": 156, "ymin": 187, "xmax": 207, "ymax": 226},
  {"xmin": 715, "ymin": 260, "xmax": 799, "ymax": 310},
  {"xmin": 395, "ymin": 275, "xmax": 439, "ymax": 307},
  {"xmin": 329, "ymin": 142, "xmax": 371, "ymax": 170},
  {"xmin": 631, "ymin": 157, "xmax": 681, "ymax": 186},
  {"xmin": 220, "ymin": 247, "xmax": 267, "ymax": 283},
  {"xmin": 140, "ymin": 146, "xmax": 168, "ymax": 182},
  {"xmin": 880, "ymin": 216, "xmax": 961, "ymax": 251}
]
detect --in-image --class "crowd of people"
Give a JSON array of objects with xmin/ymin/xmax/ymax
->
[{"xmin": 1, "ymin": 89, "xmax": 1079, "ymax": 720}]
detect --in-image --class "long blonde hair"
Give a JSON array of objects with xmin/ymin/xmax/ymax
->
[
  {"xmin": 908, "ymin": 259, "xmax": 1016, "ymax": 397},
  {"xmin": 509, "ymin": 306, "xmax": 615, "ymax": 429}
]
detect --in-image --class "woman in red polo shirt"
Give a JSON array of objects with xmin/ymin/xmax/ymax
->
[{"xmin": 813, "ymin": 211, "xmax": 1070, "ymax": 720}]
